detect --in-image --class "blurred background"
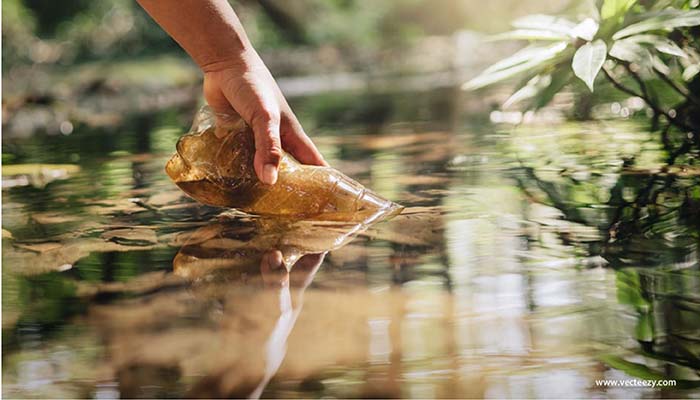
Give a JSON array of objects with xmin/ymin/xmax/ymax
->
[{"xmin": 2, "ymin": 0, "xmax": 564, "ymax": 141}]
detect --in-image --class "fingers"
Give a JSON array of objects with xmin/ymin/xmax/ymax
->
[
  {"xmin": 280, "ymin": 112, "xmax": 328, "ymax": 167},
  {"xmin": 260, "ymin": 250, "xmax": 289, "ymax": 288},
  {"xmin": 203, "ymin": 76, "xmax": 239, "ymax": 138},
  {"xmin": 249, "ymin": 110, "xmax": 283, "ymax": 185},
  {"xmin": 215, "ymin": 72, "xmax": 283, "ymax": 185},
  {"xmin": 204, "ymin": 68, "xmax": 326, "ymax": 186}
]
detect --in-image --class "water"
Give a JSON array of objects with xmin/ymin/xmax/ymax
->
[{"xmin": 2, "ymin": 90, "xmax": 699, "ymax": 399}]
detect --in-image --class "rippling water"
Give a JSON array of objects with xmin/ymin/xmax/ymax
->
[{"xmin": 2, "ymin": 92, "xmax": 699, "ymax": 398}]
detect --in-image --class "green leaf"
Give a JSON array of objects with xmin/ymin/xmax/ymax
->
[
  {"xmin": 683, "ymin": 63, "xmax": 700, "ymax": 81},
  {"xmin": 502, "ymin": 67, "xmax": 572, "ymax": 110},
  {"xmin": 500, "ymin": 14, "xmax": 596, "ymax": 41},
  {"xmin": 624, "ymin": 34, "xmax": 687, "ymax": 57},
  {"xmin": 502, "ymin": 75, "xmax": 551, "ymax": 109},
  {"xmin": 609, "ymin": 38, "xmax": 649, "ymax": 63},
  {"xmin": 651, "ymin": 53, "xmax": 670, "ymax": 75},
  {"xmin": 613, "ymin": 9, "xmax": 700, "ymax": 39},
  {"xmin": 463, "ymin": 42, "xmax": 569, "ymax": 90},
  {"xmin": 634, "ymin": 312, "xmax": 655, "ymax": 342},
  {"xmin": 615, "ymin": 269, "xmax": 650, "ymax": 312},
  {"xmin": 598, "ymin": 354, "xmax": 668, "ymax": 381},
  {"xmin": 483, "ymin": 43, "xmax": 565, "ymax": 74},
  {"xmin": 652, "ymin": 40, "xmax": 687, "ymax": 58},
  {"xmin": 649, "ymin": 0, "xmax": 676, "ymax": 11},
  {"xmin": 571, "ymin": 18, "xmax": 599, "ymax": 41},
  {"xmin": 529, "ymin": 68, "xmax": 572, "ymax": 109},
  {"xmin": 601, "ymin": 0, "xmax": 637, "ymax": 20},
  {"xmin": 489, "ymin": 29, "xmax": 570, "ymax": 41},
  {"xmin": 609, "ymin": 38, "xmax": 671, "ymax": 75},
  {"xmin": 572, "ymin": 39, "xmax": 607, "ymax": 91},
  {"xmin": 512, "ymin": 14, "xmax": 577, "ymax": 36}
]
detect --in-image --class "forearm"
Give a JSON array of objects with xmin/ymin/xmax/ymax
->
[
  {"xmin": 137, "ymin": 0, "xmax": 253, "ymax": 71},
  {"xmin": 139, "ymin": 0, "xmax": 326, "ymax": 180}
]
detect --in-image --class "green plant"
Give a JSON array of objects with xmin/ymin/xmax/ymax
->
[{"xmin": 464, "ymin": 0, "xmax": 700, "ymax": 162}]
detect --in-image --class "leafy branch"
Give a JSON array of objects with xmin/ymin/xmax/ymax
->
[{"xmin": 463, "ymin": 0, "xmax": 700, "ymax": 162}]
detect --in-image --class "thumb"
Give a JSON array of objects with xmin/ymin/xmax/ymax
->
[{"xmin": 251, "ymin": 111, "xmax": 283, "ymax": 185}]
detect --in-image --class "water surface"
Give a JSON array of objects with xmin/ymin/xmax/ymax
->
[{"xmin": 2, "ymin": 91, "xmax": 699, "ymax": 398}]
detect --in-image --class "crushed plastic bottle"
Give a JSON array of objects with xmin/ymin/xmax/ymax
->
[{"xmin": 166, "ymin": 106, "xmax": 403, "ymax": 222}]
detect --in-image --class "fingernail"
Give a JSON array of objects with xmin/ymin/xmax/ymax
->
[{"xmin": 262, "ymin": 163, "xmax": 278, "ymax": 185}]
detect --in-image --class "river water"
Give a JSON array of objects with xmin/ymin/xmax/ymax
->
[{"xmin": 2, "ymin": 89, "xmax": 699, "ymax": 398}]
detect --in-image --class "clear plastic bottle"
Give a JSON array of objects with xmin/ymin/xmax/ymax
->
[{"xmin": 166, "ymin": 106, "xmax": 403, "ymax": 222}]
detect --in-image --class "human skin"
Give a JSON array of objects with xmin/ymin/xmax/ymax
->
[{"xmin": 137, "ymin": 0, "xmax": 327, "ymax": 185}]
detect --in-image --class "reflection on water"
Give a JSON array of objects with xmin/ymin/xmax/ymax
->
[
  {"xmin": 174, "ymin": 216, "xmax": 378, "ymax": 277},
  {"xmin": 2, "ymin": 93, "xmax": 700, "ymax": 398},
  {"xmin": 137, "ymin": 217, "xmax": 337, "ymax": 399}
]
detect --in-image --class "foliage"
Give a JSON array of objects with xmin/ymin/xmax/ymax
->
[
  {"xmin": 463, "ymin": 0, "xmax": 700, "ymax": 118},
  {"xmin": 1, "ymin": 0, "xmax": 178, "ymax": 67},
  {"xmin": 465, "ymin": 0, "xmax": 700, "ymax": 165},
  {"xmin": 3, "ymin": 0, "xmax": 532, "ymax": 70},
  {"xmin": 464, "ymin": 0, "xmax": 699, "ymax": 95}
]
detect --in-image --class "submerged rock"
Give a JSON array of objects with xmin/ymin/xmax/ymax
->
[{"xmin": 166, "ymin": 106, "xmax": 402, "ymax": 222}]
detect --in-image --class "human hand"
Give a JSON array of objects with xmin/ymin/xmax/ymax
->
[
  {"xmin": 203, "ymin": 51, "xmax": 327, "ymax": 185},
  {"xmin": 136, "ymin": 0, "xmax": 325, "ymax": 184}
]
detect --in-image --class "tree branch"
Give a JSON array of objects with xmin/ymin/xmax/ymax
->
[
  {"xmin": 601, "ymin": 66, "xmax": 695, "ymax": 133},
  {"xmin": 625, "ymin": 64, "xmax": 652, "ymax": 102}
]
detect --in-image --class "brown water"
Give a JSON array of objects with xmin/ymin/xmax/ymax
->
[{"xmin": 2, "ymin": 95, "xmax": 700, "ymax": 398}]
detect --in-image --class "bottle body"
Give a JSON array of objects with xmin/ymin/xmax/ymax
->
[{"xmin": 166, "ymin": 106, "xmax": 403, "ymax": 222}]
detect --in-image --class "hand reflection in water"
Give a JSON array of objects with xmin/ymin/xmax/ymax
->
[
  {"xmin": 173, "ymin": 216, "xmax": 373, "ymax": 398},
  {"xmin": 252, "ymin": 250, "xmax": 324, "ymax": 399}
]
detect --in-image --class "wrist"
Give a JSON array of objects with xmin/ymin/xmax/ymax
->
[{"xmin": 197, "ymin": 42, "xmax": 256, "ymax": 74}]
